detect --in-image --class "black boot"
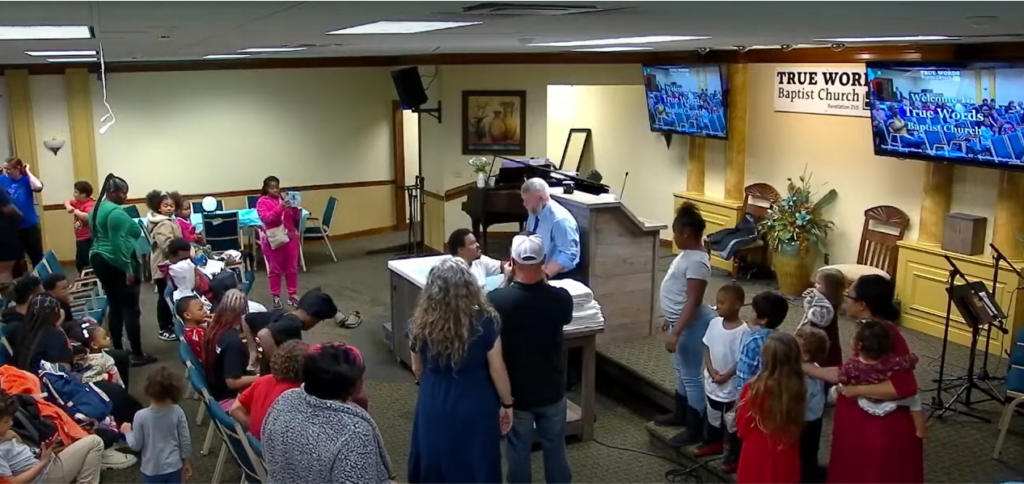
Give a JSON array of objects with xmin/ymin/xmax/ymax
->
[
  {"xmin": 719, "ymin": 431, "xmax": 740, "ymax": 473},
  {"xmin": 667, "ymin": 405, "xmax": 704, "ymax": 448},
  {"xmin": 654, "ymin": 392, "xmax": 688, "ymax": 427}
]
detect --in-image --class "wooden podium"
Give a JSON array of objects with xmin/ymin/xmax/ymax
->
[{"xmin": 551, "ymin": 189, "xmax": 666, "ymax": 343}]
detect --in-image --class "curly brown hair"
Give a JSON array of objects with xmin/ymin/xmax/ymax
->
[
  {"xmin": 144, "ymin": 366, "xmax": 185, "ymax": 404},
  {"xmin": 271, "ymin": 340, "xmax": 309, "ymax": 383},
  {"xmin": 795, "ymin": 326, "xmax": 829, "ymax": 363}
]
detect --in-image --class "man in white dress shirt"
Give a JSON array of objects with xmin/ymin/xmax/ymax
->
[{"xmin": 448, "ymin": 228, "xmax": 505, "ymax": 287}]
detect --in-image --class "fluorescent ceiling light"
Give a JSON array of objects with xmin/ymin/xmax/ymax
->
[
  {"xmin": 532, "ymin": 35, "xmax": 709, "ymax": 47},
  {"xmin": 573, "ymin": 47, "xmax": 653, "ymax": 52},
  {"xmin": 0, "ymin": 25, "xmax": 93, "ymax": 40},
  {"xmin": 814, "ymin": 35, "xmax": 956, "ymax": 42},
  {"xmin": 25, "ymin": 50, "xmax": 97, "ymax": 57},
  {"xmin": 46, "ymin": 57, "xmax": 97, "ymax": 63},
  {"xmin": 204, "ymin": 54, "xmax": 251, "ymax": 60},
  {"xmin": 747, "ymin": 44, "xmax": 824, "ymax": 50},
  {"xmin": 327, "ymin": 21, "xmax": 481, "ymax": 35},
  {"xmin": 238, "ymin": 47, "xmax": 307, "ymax": 53}
]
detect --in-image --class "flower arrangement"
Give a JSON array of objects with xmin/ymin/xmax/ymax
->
[
  {"xmin": 468, "ymin": 156, "xmax": 490, "ymax": 175},
  {"xmin": 760, "ymin": 169, "xmax": 838, "ymax": 253}
]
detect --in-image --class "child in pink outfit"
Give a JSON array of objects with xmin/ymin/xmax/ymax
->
[{"xmin": 256, "ymin": 176, "xmax": 301, "ymax": 309}]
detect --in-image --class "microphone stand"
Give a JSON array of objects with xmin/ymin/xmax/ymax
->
[{"xmin": 988, "ymin": 243, "xmax": 1021, "ymax": 381}]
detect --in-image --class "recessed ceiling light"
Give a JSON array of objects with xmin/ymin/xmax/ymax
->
[
  {"xmin": 327, "ymin": 21, "xmax": 481, "ymax": 35},
  {"xmin": 203, "ymin": 54, "xmax": 251, "ymax": 60},
  {"xmin": 25, "ymin": 50, "xmax": 98, "ymax": 57},
  {"xmin": 814, "ymin": 35, "xmax": 957, "ymax": 42},
  {"xmin": 0, "ymin": 25, "xmax": 93, "ymax": 40},
  {"xmin": 573, "ymin": 47, "xmax": 654, "ymax": 52},
  {"xmin": 531, "ymin": 35, "xmax": 709, "ymax": 47},
  {"xmin": 238, "ymin": 47, "xmax": 307, "ymax": 53},
  {"xmin": 46, "ymin": 57, "xmax": 98, "ymax": 63}
]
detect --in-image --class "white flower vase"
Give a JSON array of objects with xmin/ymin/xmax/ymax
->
[{"xmin": 476, "ymin": 173, "xmax": 486, "ymax": 188}]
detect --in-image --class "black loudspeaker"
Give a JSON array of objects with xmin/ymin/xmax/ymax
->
[{"xmin": 392, "ymin": 67, "xmax": 428, "ymax": 109}]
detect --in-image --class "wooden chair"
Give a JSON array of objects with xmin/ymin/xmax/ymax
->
[
  {"xmin": 731, "ymin": 183, "xmax": 781, "ymax": 279},
  {"xmin": 822, "ymin": 205, "xmax": 910, "ymax": 282}
]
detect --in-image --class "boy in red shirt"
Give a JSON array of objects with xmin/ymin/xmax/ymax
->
[
  {"xmin": 175, "ymin": 295, "xmax": 210, "ymax": 362},
  {"xmin": 64, "ymin": 181, "xmax": 96, "ymax": 275}
]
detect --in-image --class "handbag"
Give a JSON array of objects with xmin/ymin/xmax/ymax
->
[{"xmin": 265, "ymin": 225, "xmax": 290, "ymax": 249}]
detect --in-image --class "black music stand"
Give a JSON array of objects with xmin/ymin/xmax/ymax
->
[
  {"xmin": 929, "ymin": 254, "xmax": 1007, "ymax": 422},
  {"xmin": 366, "ymin": 176, "xmax": 426, "ymax": 256}
]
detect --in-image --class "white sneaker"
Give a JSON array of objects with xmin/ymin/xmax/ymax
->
[{"xmin": 101, "ymin": 448, "xmax": 137, "ymax": 470}]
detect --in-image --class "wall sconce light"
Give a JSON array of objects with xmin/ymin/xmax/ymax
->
[{"xmin": 43, "ymin": 137, "xmax": 65, "ymax": 156}]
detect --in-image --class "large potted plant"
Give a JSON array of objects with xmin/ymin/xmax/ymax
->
[{"xmin": 760, "ymin": 170, "xmax": 837, "ymax": 296}]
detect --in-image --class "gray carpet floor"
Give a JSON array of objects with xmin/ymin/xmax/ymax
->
[{"xmin": 98, "ymin": 231, "xmax": 1024, "ymax": 483}]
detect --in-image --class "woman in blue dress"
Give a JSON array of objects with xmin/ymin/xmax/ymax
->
[{"xmin": 407, "ymin": 258, "xmax": 514, "ymax": 483}]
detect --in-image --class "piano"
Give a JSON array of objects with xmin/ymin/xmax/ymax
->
[{"xmin": 461, "ymin": 156, "xmax": 610, "ymax": 253}]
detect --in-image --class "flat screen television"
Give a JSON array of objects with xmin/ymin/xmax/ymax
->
[
  {"xmin": 867, "ymin": 62, "xmax": 1024, "ymax": 170},
  {"xmin": 641, "ymin": 65, "xmax": 728, "ymax": 139}
]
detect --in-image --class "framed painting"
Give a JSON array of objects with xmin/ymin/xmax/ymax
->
[{"xmin": 462, "ymin": 90, "xmax": 527, "ymax": 155}]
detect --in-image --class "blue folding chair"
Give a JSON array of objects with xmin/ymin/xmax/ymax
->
[
  {"xmin": 183, "ymin": 355, "xmax": 217, "ymax": 457},
  {"xmin": 205, "ymin": 395, "xmax": 267, "ymax": 484},
  {"xmin": 202, "ymin": 212, "xmax": 242, "ymax": 253},
  {"xmin": 246, "ymin": 196, "xmax": 260, "ymax": 210},
  {"xmin": 122, "ymin": 205, "xmax": 141, "ymax": 219},
  {"xmin": 193, "ymin": 200, "xmax": 224, "ymax": 215},
  {"xmin": 301, "ymin": 196, "xmax": 338, "ymax": 269}
]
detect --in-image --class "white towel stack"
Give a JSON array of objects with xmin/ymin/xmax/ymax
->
[{"xmin": 549, "ymin": 279, "xmax": 605, "ymax": 330}]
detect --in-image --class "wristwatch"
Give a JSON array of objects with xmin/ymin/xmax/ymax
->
[{"xmin": 501, "ymin": 399, "xmax": 514, "ymax": 409}]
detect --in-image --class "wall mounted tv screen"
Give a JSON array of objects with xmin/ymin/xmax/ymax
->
[
  {"xmin": 868, "ymin": 62, "xmax": 1024, "ymax": 170},
  {"xmin": 642, "ymin": 65, "xmax": 728, "ymax": 139}
]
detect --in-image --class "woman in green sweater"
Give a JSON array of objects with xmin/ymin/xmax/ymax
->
[{"xmin": 89, "ymin": 173, "xmax": 157, "ymax": 366}]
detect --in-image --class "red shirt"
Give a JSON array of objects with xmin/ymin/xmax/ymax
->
[
  {"xmin": 736, "ymin": 384, "xmax": 801, "ymax": 484},
  {"xmin": 70, "ymin": 198, "xmax": 95, "ymax": 241},
  {"xmin": 237, "ymin": 375, "xmax": 301, "ymax": 440},
  {"xmin": 184, "ymin": 326, "xmax": 206, "ymax": 364}
]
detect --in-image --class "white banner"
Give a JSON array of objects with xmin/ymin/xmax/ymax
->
[{"xmin": 774, "ymin": 66, "xmax": 869, "ymax": 117}]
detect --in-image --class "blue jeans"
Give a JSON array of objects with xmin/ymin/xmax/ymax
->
[
  {"xmin": 670, "ymin": 304, "xmax": 715, "ymax": 413},
  {"xmin": 505, "ymin": 400, "xmax": 572, "ymax": 484},
  {"xmin": 142, "ymin": 469, "xmax": 183, "ymax": 484}
]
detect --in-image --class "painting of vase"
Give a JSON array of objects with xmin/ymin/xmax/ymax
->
[{"xmin": 462, "ymin": 90, "xmax": 526, "ymax": 155}]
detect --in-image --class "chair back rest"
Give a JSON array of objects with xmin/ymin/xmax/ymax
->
[
  {"xmin": 247, "ymin": 196, "xmax": 261, "ymax": 210},
  {"xmin": 205, "ymin": 397, "xmax": 267, "ymax": 483},
  {"xmin": 43, "ymin": 252, "xmax": 63, "ymax": 277},
  {"xmin": 322, "ymin": 196, "xmax": 338, "ymax": 230},
  {"xmin": 202, "ymin": 212, "xmax": 242, "ymax": 252},
  {"xmin": 122, "ymin": 205, "xmax": 141, "ymax": 219},
  {"xmin": 857, "ymin": 205, "xmax": 910, "ymax": 278},
  {"xmin": 180, "ymin": 343, "xmax": 207, "ymax": 389},
  {"xmin": 33, "ymin": 260, "xmax": 51, "ymax": 280},
  {"xmin": 742, "ymin": 183, "xmax": 781, "ymax": 220}
]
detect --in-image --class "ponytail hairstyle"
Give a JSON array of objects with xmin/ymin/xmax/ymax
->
[
  {"xmin": 203, "ymin": 289, "xmax": 248, "ymax": 378},
  {"xmin": 90, "ymin": 173, "xmax": 130, "ymax": 234},
  {"xmin": 13, "ymin": 294, "xmax": 65, "ymax": 371},
  {"xmin": 145, "ymin": 190, "xmax": 171, "ymax": 214},
  {"xmin": 672, "ymin": 201, "xmax": 707, "ymax": 242}
]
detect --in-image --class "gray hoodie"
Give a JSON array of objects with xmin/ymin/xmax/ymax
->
[{"xmin": 146, "ymin": 212, "xmax": 183, "ymax": 280}]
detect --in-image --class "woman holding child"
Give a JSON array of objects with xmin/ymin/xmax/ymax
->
[
  {"xmin": 256, "ymin": 176, "xmax": 302, "ymax": 309},
  {"xmin": 804, "ymin": 274, "xmax": 924, "ymax": 483}
]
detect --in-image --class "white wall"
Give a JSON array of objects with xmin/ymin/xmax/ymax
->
[
  {"xmin": 91, "ymin": 67, "xmax": 396, "ymax": 195},
  {"xmin": 31, "ymin": 75, "xmax": 76, "ymax": 205},
  {"xmin": 546, "ymin": 84, "xmax": 727, "ymax": 238}
]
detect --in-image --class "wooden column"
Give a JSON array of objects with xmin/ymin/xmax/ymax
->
[
  {"xmin": 65, "ymin": 68, "xmax": 99, "ymax": 187},
  {"xmin": 993, "ymin": 171, "xmax": 1024, "ymax": 260},
  {"xmin": 4, "ymin": 70, "xmax": 38, "ymax": 168},
  {"xmin": 685, "ymin": 138, "xmax": 706, "ymax": 195},
  {"xmin": 724, "ymin": 63, "xmax": 749, "ymax": 203},
  {"xmin": 918, "ymin": 163, "xmax": 954, "ymax": 246}
]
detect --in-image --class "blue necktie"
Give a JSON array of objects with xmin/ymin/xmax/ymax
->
[{"xmin": 531, "ymin": 216, "xmax": 539, "ymax": 233}]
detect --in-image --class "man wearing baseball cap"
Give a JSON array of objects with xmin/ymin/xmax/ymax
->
[{"xmin": 487, "ymin": 233, "xmax": 574, "ymax": 483}]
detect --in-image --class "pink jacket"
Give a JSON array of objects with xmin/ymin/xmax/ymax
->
[{"xmin": 256, "ymin": 195, "xmax": 301, "ymax": 235}]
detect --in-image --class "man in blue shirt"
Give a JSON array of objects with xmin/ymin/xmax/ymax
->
[
  {"xmin": 521, "ymin": 178, "xmax": 581, "ymax": 281},
  {"xmin": 0, "ymin": 157, "xmax": 44, "ymax": 277}
]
